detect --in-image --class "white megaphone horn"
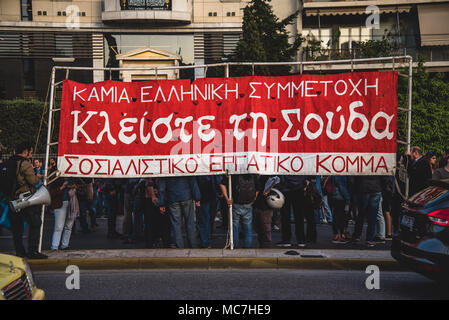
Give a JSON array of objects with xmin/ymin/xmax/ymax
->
[{"xmin": 9, "ymin": 186, "xmax": 52, "ymax": 213}]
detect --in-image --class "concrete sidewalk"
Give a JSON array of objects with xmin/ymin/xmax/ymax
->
[{"xmin": 27, "ymin": 248, "xmax": 402, "ymax": 271}]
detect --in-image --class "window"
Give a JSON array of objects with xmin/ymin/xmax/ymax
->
[
  {"xmin": 21, "ymin": 0, "xmax": 33, "ymax": 21},
  {"xmin": 23, "ymin": 59, "xmax": 35, "ymax": 91},
  {"xmin": 301, "ymin": 28, "xmax": 331, "ymax": 48},
  {"xmin": 231, "ymin": 12, "xmax": 235, "ymax": 16},
  {"xmin": 208, "ymin": 12, "xmax": 212, "ymax": 16},
  {"xmin": 339, "ymin": 27, "xmax": 371, "ymax": 51},
  {"xmin": 213, "ymin": 12, "xmax": 217, "ymax": 16},
  {"xmin": 55, "ymin": 34, "xmax": 73, "ymax": 57}
]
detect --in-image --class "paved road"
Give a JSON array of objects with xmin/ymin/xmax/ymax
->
[{"xmin": 34, "ymin": 269, "xmax": 449, "ymax": 300}]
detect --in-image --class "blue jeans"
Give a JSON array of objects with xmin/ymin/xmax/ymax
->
[
  {"xmin": 132, "ymin": 197, "xmax": 145, "ymax": 240},
  {"xmin": 376, "ymin": 196, "xmax": 385, "ymax": 239},
  {"xmin": 198, "ymin": 200, "xmax": 213, "ymax": 248},
  {"xmin": 232, "ymin": 203, "xmax": 253, "ymax": 248},
  {"xmin": 321, "ymin": 196, "xmax": 333, "ymax": 222},
  {"xmin": 168, "ymin": 200, "xmax": 198, "ymax": 248},
  {"xmin": 354, "ymin": 192, "xmax": 382, "ymax": 242},
  {"xmin": 51, "ymin": 201, "xmax": 75, "ymax": 250}
]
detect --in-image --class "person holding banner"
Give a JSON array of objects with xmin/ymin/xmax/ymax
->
[{"xmin": 220, "ymin": 175, "xmax": 261, "ymax": 249}]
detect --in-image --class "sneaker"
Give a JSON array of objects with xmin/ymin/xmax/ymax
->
[
  {"xmin": 366, "ymin": 241, "xmax": 376, "ymax": 247},
  {"xmin": 385, "ymin": 235, "xmax": 393, "ymax": 241},
  {"xmin": 272, "ymin": 225, "xmax": 280, "ymax": 232},
  {"xmin": 297, "ymin": 242, "xmax": 306, "ymax": 248},
  {"xmin": 27, "ymin": 252, "xmax": 48, "ymax": 260},
  {"xmin": 332, "ymin": 235, "xmax": 340, "ymax": 244},
  {"xmin": 276, "ymin": 241, "xmax": 292, "ymax": 248},
  {"xmin": 351, "ymin": 237, "xmax": 361, "ymax": 244},
  {"xmin": 373, "ymin": 237, "xmax": 386, "ymax": 244}
]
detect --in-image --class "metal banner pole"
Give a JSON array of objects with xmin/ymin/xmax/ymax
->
[
  {"xmin": 405, "ymin": 56, "xmax": 413, "ymax": 199},
  {"xmin": 38, "ymin": 67, "xmax": 56, "ymax": 253},
  {"xmin": 228, "ymin": 173, "xmax": 234, "ymax": 250}
]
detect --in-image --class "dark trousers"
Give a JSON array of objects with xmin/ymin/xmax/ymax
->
[
  {"xmin": 104, "ymin": 194, "xmax": 117, "ymax": 235},
  {"xmin": 122, "ymin": 192, "xmax": 133, "ymax": 237},
  {"xmin": 254, "ymin": 208, "xmax": 273, "ymax": 248},
  {"xmin": 391, "ymin": 192, "xmax": 402, "ymax": 233},
  {"xmin": 10, "ymin": 205, "xmax": 42, "ymax": 254},
  {"xmin": 144, "ymin": 199, "xmax": 171, "ymax": 247},
  {"xmin": 219, "ymin": 196, "xmax": 229, "ymax": 228},
  {"xmin": 280, "ymin": 191, "xmax": 316, "ymax": 243},
  {"xmin": 78, "ymin": 198, "xmax": 91, "ymax": 232},
  {"xmin": 330, "ymin": 199, "xmax": 347, "ymax": 235}
]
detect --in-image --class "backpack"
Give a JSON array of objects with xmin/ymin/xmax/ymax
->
[
  {"xmin": 322, "ymin": 176, "xmax": 335, "ymax": 196},
  {"xmin": 305, "ymin": 183, "xmax": 323, "ymax": 209},
  {"xmin": 0, "ymin": 159, "xmax": 23, "ymax": 201},
  {"xmin": 234, "ymin": 175, "xmax": 257, "ymax": 204}
]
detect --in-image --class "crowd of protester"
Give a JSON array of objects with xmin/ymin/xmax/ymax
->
[{"xmin": 2, "ymin": 145, "xmax": 449, "ymax": 252}]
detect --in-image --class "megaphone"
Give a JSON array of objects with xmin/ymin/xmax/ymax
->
[{"xmin": 9, "ymin": 186, "xmax": 51, "ymax": 213}]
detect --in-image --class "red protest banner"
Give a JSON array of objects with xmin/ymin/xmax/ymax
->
[{"xmin": 58, "ymin": 71, "xmax": 397, "ymax": 177}]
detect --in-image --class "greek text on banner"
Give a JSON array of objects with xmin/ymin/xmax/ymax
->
[{"xmin": 58, "ymin": 71, "xmax": 398, "ymax": 177}]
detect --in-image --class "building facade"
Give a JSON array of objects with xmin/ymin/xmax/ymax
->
[{"xmin": 0, "ymin": 0, "xmax": 448, "ymax": 99}]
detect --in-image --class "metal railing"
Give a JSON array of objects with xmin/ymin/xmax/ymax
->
[
  {"xmin": 38, "ymin": 56, "xmax": 414, "ymax": 253},
  {"xmin": 302, "ymin": 46, "xmax": 449, "ymax": 63}
]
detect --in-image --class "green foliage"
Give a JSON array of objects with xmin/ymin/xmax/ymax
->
[
  {"xmin": 0, "ymin": 99, "xmax": 47, "ymax": 154},
  {"xmin": 398, "ymin": 61, "xmax": 449, "ymax": 156},
  {"xmin": 229, "ymin": 0, "xmax": 302, "ymax": 76},
  {"xmin": 303, "ymin": 35, "xmax": 449, "ymax": 156},
  {"xmin": 352, "ymin": 38, "xmax": 393, "ymax": 58}
]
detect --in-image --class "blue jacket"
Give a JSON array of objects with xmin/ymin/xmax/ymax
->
[
  {"xmin": 158, "ymin": 176, "xmax": 201, "ymax": 206},
  {"xmin": 331, "ymin": 176, "xmax": 351, "ymax": 204}
]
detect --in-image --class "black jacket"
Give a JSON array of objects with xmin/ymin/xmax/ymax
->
[
  {"xmin": 353, "ymin": 176, "xmax": 391, "ymax": 195},
  {"xmin": 407, "ymin": 156, "xmax": 432, "ymax": 196},
  {"xmin": 278, "ymin": 176, "xmax": 309, "ymax": 194}
]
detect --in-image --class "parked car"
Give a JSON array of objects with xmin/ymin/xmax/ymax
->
[
  {"xmin": 0, "ymin": 253, "xmax": 45, "ymax": 300},
  {"xmin": 391, "ymin": 180, "xmax": 449, "ymax": 282}
]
